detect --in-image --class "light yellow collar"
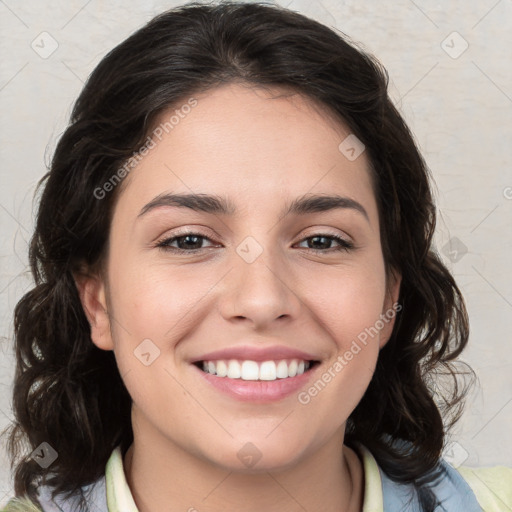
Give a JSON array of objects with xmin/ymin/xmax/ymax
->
[
  {"xmin": 105, "ymin": 447, "xmax": 139, "ymax": 512},
  {"xmin": 105, "ymin": 443, "xmax": 384, "ymax": 512},
  {"xmin": 356, "ymin": 443, "xmax": 384, "ymax": 512}
]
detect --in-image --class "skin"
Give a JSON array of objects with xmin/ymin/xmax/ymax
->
[{"xmin": 77, "ymin": 82, "xmax": 401, "ymax": 512}]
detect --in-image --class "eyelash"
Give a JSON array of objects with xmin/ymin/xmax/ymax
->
[{"xmin": 155, "ymin": 231, "xmax": 355, "ymax": 254}]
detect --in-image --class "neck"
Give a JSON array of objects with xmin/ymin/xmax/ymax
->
[{"xmin": 123, "ymin": 423, "xmax": 364, "ymax": 512}]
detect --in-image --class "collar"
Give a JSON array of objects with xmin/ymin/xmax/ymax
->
[{"xmin": 105, "ymin": 443, "xmax": 385, "ymax": 512}]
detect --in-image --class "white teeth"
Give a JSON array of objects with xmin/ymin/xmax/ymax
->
[
  {"xmin": 288, "ymin": 359, "xmax": 298, "ymax": 377},
  {"xmin": 199, "ymin": 359, "xmax": 313, "ymax": 380},
  {"xmin": 241, "ymin": 361, "xmax": 259, "ymax": 380},
  {"xmin": 227, "ymin": 360, "xmax": 241, "ymax": 379},
  {"xmin": 259, "ymin": 361, "xmax": 277, "ymax": 381},
  {"xmin": 216, "ymin": 360, "xmax": 228, "ymax": 377},
  {"xmin": 276, "ymin": 360, "xmax": 289, "ymax": 378}
]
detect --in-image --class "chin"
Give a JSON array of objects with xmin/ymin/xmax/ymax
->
[{"xmin": 202, "ymin": 440, "xmax": 307, "ymax": 474}]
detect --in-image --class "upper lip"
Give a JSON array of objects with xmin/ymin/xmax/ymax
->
[{"xmin": 190, "ymin": 345, "xmax": 320, "ymax": 363}]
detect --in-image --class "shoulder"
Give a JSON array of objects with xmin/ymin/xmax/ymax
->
[
  {"xmin": 1, "ymin": 497, "xmax": 43, "ymax": 512},
  {"xmin": 354, "ymin": 440, "xmax": 512, "ymax": 512},
  {"xmin": 378, "ymin": 458, "xmax": 512, "ymax": 511},
  {"xmin": 1, "ymin": 445, "xmax": 129, "ymax": 512},
  {"xmin": 1, "ymin": 474, "xmax": 108, "ymax": 512},
  {"xmin": 457, "ymin": 464, "xmax": 512, "ymax": 511}
]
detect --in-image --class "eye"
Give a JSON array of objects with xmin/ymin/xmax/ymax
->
[
  {"xmin": 155, "ymin": 231, "xmax": 354, "ymax": 254},
  {"xmin": 295, "ymin": 234, "xmax": 354, "ymax": 253},
  {"xmin": 156, "ymin": 231, "xmax": 217, "ymax": 253}
]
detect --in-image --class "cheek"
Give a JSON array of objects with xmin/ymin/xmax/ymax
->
[
  {"xmin": 304, "ymin": 261, "xmax": 388, "ymax": 344},
  {"xmin": 108, "ymin": 257, "xmax": 211, "ymax": 340},
  {"xmin": 295, "ymin": 272, "xmax": 386, "ymax": 422}
]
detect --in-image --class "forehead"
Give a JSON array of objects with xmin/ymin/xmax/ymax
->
[{"xmin": 114, "ymin": 83, "xmax": 377, "ymax": 224}]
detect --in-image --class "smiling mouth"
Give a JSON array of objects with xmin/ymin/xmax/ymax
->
[{"xmin": 193, "ymin": 359, "xmax": 321, "ymax": 381}]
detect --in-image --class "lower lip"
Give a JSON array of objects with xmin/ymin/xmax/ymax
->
[{"xmin": 192, "ymin": 363, "xmax": 319, "ymax": 402}]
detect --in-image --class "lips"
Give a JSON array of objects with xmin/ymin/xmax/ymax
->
[
  {"xmin": 192, "ymin": 359, "xmax": 321, "ymax": 402},
  {"xmin": 189, "ymin": 344, "xmax": 322, "ymax": 402},
  {"xmin": 189, "ymin": 345, "xmax": 321, "ymax": 364}
]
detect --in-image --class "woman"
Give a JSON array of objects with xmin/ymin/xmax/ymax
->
[{"xmin": 2, "ymin": 2, "xmax": 511, "ymax": 511}]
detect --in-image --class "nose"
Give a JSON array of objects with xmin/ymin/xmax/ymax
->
[{"xmin": 216, "ymin": 241, "xmax": 302, "ymax": 330}]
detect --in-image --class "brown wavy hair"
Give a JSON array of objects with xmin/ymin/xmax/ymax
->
[{"xmin": 1, "ymin": 2, "xmax": 475, "ymax": 510}]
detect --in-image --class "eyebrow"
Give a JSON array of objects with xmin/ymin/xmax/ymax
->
[{"xmin": 138, "ymin": 192, "xmax": 370, "ymax": 223}]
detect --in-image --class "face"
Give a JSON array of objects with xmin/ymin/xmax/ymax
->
[{"xmin": 78, "ymin": 82, "xmax": 401, "ymax": 472}]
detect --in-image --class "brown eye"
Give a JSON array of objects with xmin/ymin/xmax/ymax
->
[
  {"xmin": 296, "ymin": 234, "xmax": 354, "ymax": 253},
  {"xmin": 156, "ymin": 232, "xmax": 217, "ymax": 253}
]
